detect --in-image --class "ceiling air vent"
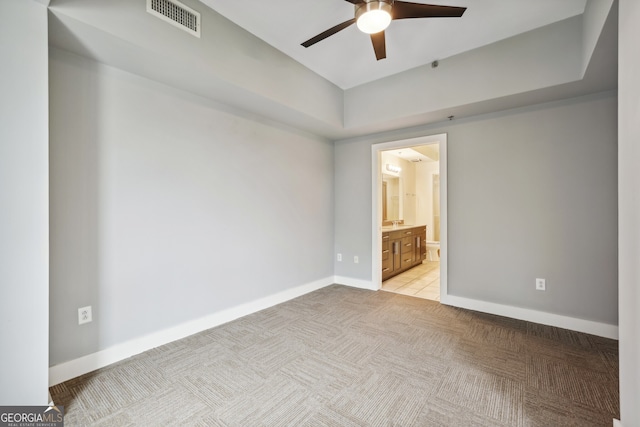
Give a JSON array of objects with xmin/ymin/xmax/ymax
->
[{"xmin": 147, "ymin": 0, "xmax": 201, "ymax": 38}]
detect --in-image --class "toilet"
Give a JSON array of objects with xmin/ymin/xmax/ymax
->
[{"xmin": 425, "ymin": 241, "xmax": 440, "ymax": 261}]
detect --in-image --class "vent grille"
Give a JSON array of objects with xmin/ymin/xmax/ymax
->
[{"xmin": 147, "ymin": 0, "xmax": 200, "ymax": 38}]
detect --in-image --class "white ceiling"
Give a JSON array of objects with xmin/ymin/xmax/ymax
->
[
  {"xmin": 47, "ymin": 0, "xmax": 615, "ymax": 140},
  {"xmin": 199, "ymin": 0, "xmax": 587, "ymax": 89},
  {"xmin": 386, "ymin": 147, "xmax": 437, "ymax": 163}
]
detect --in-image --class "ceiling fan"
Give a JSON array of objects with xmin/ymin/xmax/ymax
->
[{"xmin": 301, "ymin": 0, "xmax": 467, "ymax": 61}]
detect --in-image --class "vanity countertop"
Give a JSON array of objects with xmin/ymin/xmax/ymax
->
[{"xmin": 381, "ymin": 224, "xmax": 426, "ymax": 232}]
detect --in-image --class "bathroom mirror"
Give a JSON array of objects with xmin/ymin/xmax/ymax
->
[{"xmin": 382, "ymin": 174, "xmax": 401, "ymax": 221}]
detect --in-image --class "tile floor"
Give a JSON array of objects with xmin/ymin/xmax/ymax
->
[{"xmin": 381, "ymin": 260, "xmax": 440, "ymax": 301}]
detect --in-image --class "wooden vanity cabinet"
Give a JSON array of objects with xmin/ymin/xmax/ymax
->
[
  {"xmin": 381, "ymin": 233, "xmax": 391, "ymax": 279},
  {"xmin": 400, "ymin": 236, "xmax": 415, "ymax": 269},
  {"xmin": 381, "ymin": 226, "xmax": 427, "ymax": 281}
]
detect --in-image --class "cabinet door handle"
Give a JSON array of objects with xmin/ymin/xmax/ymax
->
[
  {"xmin": 405, "ymin": 243, "xmax": 412, "ymax": 247},
  {"xmin": 404, "ymin": 231, "xmax": 412, "ymax": 235},
  {"xmin": 382, "ymin": 250, "xmax": 389, "ymax": 254},
  {"xmin": 383, "ymin": 235, "xmax": 389, "ymax": 240},
  {"xmin": 382, "ymin": 268, "xmax": 389, "ymax": 272}
]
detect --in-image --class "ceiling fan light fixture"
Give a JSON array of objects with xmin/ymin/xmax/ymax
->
[{"xmin": 355, "ymin": 1, "xmax": 392, "ymax": 34}]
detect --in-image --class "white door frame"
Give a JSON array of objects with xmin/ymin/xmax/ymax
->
[{"xmin": 371, "ymin": 133, "xmax": 448, "ymax": 298}]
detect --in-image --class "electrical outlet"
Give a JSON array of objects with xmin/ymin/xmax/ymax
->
[
  {"xmin": 535, "ymin": 278, "xmax": 546, "ymax": 291},
  {"xmin": 337, "ymin": 253, "xmax": 342, "ymax": 262},
  {"xmin": 78, "ymin": 306, "xmax": 92, "ymax": 325},
  {"xmin": 354, "ymin": 255, "xmax": 359, "ymax": 264}
]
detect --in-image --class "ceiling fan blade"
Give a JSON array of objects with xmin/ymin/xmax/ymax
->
[
  {"xmin": 301, "ymin": 18, "xmax": 356, "ymax": 48},
  {"xmin": 370, "ymin": 31, "xmax": 386, "ymax": 60},
  {"xmin": 392, "ymin": 2, "xmax": 466, "ymax": 20}
]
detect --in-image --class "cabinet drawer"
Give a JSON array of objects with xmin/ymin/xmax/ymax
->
[
  {"xmin": 390, "ymin": 226, "xmax": 425, "ymax": 239},
  {"xmin": 382, "ymin": 257, "xmax": 391, "ymax": 274},
  {"xmin": 390, "ymin": 230, "xmax": 411, "ymax": 240},
  {"xmin": 401, "ymin": 236, "xmax": 413, "ymax": 254},
  {"xmin": 401, "ymin": 253, "xmax": 415, "ymax": 269},
  {"xmin": 382, "ymin": 246, "xmax": 390, "ymax": 261}
]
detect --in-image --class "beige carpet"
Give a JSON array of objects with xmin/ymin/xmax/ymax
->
[{"xmin": 50, "ymin": 285, "xmax": 619, "ymax": 426}]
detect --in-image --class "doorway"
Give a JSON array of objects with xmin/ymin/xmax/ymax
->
[{"xmin": 371, "ymin": 134, "xmax": 448, "ymax": 301}]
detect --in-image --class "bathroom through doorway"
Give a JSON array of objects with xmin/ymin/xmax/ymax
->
[{"xmin": 371, "ymin": 134, "xmax": 447, "ymax": 302}]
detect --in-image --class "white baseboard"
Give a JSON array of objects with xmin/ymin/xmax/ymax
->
[
  {"xmin": 441, "ymin": 294, "xmax": 618, "ymax": 340},
  {"xmin": 613, "ymin": 419, "xmax": 621, "ymax": 427},
  {"xmin": 333, "ymin": 275, "xmax": 376, "ymax": 291},
  {"xmin": 50, "ymin": 279, "xmax": 618, "ymax": 386},
  {"xmin": 49, "ymin": 277, "xmax": 334, "ymax": 386}
]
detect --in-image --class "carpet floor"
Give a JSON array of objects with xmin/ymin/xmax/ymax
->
[{"xmin": 50, "ymin": 285, "xmax": 619, "ymax": 426}]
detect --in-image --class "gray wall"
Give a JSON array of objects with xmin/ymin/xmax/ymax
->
[
  {"xmin": 0, "ymin": 0, "xmax": 50, "ymax": 405},
  {"xmin": 345, "ymin": 16, "xmax": 583, "ymax": 129},
  {"xmin": 333, "ymin": 137, "xmax": 374, "ymax": 279},
  {"xmin": 618, "ymin": 0, "xmax": 640, "ymax": 424},
  {"xmin": 335, "ymin": 92, "xmax": 618, "ymax": 325},
  {"xmin": 48, "ymin": 0, "xmax": 344, "ymax": 139},
  {"xmin": 49, "ymin": 49, "xmax": 334, "ymax": 365}
]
